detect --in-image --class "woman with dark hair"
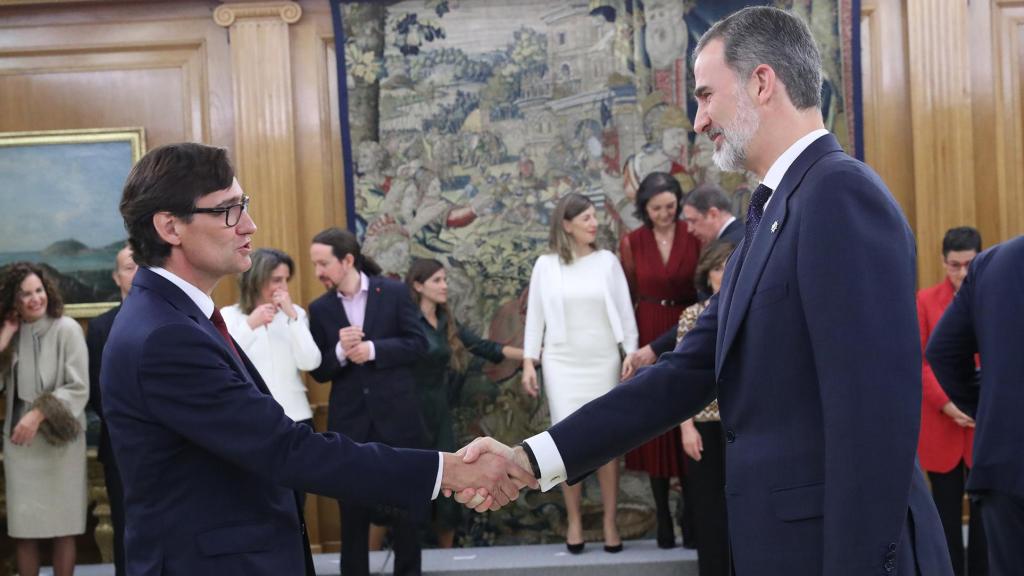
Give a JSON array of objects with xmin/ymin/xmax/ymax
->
[
  {"xmin": 405, "ymin": 258, "xmax": 523, "ymax": 547},
  {"xmin": 678, "ymin": 241, "xmax": 734, "ymax": 576},
  {"xmin": 618, "ymin": 171, "xmax": 702, "ymax": 548},
  {"xmin": 0, "ymin": 262, "xmax": 89, "ymax": 576},
  {"xmin": 522, "ymin": 192, "xmax": 638, "ymax": 553},
  {"xmin": 221, "ymin": 248, "xmax": 321, "ymax": 427}
]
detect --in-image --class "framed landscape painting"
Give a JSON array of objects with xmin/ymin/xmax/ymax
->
[{"xmin": 0, "ymin": 127, "xmax": 145, "ymax": 318}]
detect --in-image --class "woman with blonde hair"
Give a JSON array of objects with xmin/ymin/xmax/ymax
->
[
  {"xmin": 0, "ymin": 262, "xmax": 89, "ymax": 576},
  {"xmin": 522, "ymin": 192, "xmax": 638, "ymax": 553}
]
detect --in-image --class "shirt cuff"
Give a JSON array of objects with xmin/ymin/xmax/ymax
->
[
  {"xmin": 335, "ymin": 342, "xmax": 348, "ymax": 367},
  {"xmin": 431, "ymin": 452, "xmax": 443, "ymax": 500},
  {"xmin": 524, "ymin": 431, "xmax": 567, "ymax": 492},
  {"xmin": 367, "ymin": 341, "xmax": 376, "ymax": 361}
]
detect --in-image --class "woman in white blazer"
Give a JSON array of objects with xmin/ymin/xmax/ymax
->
[
  {"xmin": 522, "ymin": 193, "xmax": 639, "ymax": 554},
  {"xmin": 222, "ymin": 248, "xmax": 321, "ymax": 428}
]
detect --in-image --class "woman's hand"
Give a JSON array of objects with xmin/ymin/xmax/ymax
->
[
  {"xmin": 11, "ymin": 408, "xmax": 44, "ymax": 446},
  {"xmin": 680, "ymin": 419, "xmax": 703, "ymax": 461},
  {"xmin": 271, "ymin": 289, "xmax": 298, "ymax": 320},
  {"xmin": 521, "ymin": 360, "xmax": 539, "ymax": 397},
  {"xmin": 0, "ymin": 315, "xmax": 19, "ymax": 352},
  {"xmin": 246, "ymin": 303, "xmax": 277, "ymax": 329}
]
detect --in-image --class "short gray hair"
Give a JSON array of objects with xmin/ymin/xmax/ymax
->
[
  {"xmin": 696, "ymin": 6, "xmax": 822, "ymax": 110},
  {"xmin": 684, "ymin": 183, "xmax": 734, "ymax": 215}
]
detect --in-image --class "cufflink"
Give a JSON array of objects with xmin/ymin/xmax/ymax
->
[{"xmin": 770, "ymin": 221, "xmax": 780, "ymax": 234}]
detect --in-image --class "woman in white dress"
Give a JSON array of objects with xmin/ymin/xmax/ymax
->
[
  {"xmin": 221, "ymin": 248, "xmax": 321, "ymax": 431},
  {"xmin": 522, "ymin": 193, "xmax": 639, "ymax": 553},
  {"xmin": 1, "ymin": 262, "xmax": 89, "ymax": 576}
]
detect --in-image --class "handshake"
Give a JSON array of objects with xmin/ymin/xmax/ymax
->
[{"xmin": 439, "ymin": 437, "xmax": 541, "ymax": 512}]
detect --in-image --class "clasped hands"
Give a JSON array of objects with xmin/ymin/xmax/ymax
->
[
  {"xmin": 440, "ymin": 437, "xmax": 538, "ymax": 513},
  {"xmin": 338, "ymin": 325, "xmax": 372, "ymax": 364}
]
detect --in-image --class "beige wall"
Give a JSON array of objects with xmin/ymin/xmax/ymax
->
[{"xmin": 862, "ymin": 0, "xmax": 1024, "ymax": 287}]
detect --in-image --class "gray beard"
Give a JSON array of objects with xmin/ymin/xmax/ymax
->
[{"xmin": 712, "ymin": 95, "xmax": 760, "ymax": 172}]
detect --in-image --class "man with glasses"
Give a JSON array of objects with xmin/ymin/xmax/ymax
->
[
  {"xmin": 916, "ymin": 226, "xmax": 987, "ymax": 576},
  {"xmin": 100, "ymin": 142, "xmax": 535, "ymax": 576}
]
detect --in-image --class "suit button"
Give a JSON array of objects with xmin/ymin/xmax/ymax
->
[
  {"xmin": 883, "ymin": 559, "xmax": 895, "ymax": 572},
  {"xmin": 725, "ymin": 430, "xmax": 736, "ymax": 443},
  {"xmin": 888, "ymin": 543, "xmax": 897, "ymax": 553}
]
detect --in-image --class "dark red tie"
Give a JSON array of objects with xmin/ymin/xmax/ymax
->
[{"xmin": 210, "ymin": 308, "xmax": 241, "ymax": 359}]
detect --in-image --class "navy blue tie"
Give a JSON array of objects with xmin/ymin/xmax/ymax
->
[{"xmin": 740, "ymin": 183, "xmax": 773, "ymax": 262}]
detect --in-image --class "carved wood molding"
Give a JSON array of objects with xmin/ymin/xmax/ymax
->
[{"xmin": 213, "ymin": 1, "xmax": 301, "ymax": 27}]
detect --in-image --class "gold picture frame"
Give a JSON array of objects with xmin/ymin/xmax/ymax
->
[{"xmin": 0, "ymin": 127, "xmax": 146, "ymax": 319}]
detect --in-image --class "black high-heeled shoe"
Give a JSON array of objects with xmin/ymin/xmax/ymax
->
[
  {"xmin": 566, "ymin": 541, "xmax": 585, "ymax": 554},
  {"xmin": 603, "ymin": 543, "xmax": 623, "ymax": 553}
]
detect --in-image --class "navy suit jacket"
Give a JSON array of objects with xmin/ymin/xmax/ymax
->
[
  {"xmin": 546, "ymin": 135, "xmax": 949, "ymax": 576},
  {"xmin": 101, "ymin": 268, "xmax": 438, "ymax": 576},
  {"xmin": 308, "ymin": 275, "xmax": 428, "ymax": 447},
  {"xmin": 87, "ymin": 303, "xmax": 119, "ymax": 465},
  {"xmin": 926, "ymin": 235, "xmax": 1024, "ymax": 500}
]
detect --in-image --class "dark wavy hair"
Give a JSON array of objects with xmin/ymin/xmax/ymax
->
[
  {"xmin": 120, "ymin": 143, "xmax": 235, "ymax": 267},
  {"xmin": 634, "ymin": 172, "xmax": 683, "ymax": 228},
  {"xmin": 694, "ymin": 241, "xmax": 735, "ymax": 295},
  {"xmin": 310, "ymin": 227, "xmax": 382, "ymax": 276},
  {"xmin": 0, "ymin": 262, "xmax": 65, "ymax": 373},
  {"xmin": 405, "ymin": 258, "xmax": 468, "ymax": 373}
]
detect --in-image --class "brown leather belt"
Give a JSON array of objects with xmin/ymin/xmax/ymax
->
[{"xmin": 638, "ymin": 295, "xmax": 684, "ymax": 307}]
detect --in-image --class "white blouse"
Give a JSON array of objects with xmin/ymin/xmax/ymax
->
[
  {"xmin": 523, "ymin": 250, "xmax": 639, "ymax": 361},
  {"xmin": 221, "ymin": 304, "xmax": 322, "ymax": 422}
]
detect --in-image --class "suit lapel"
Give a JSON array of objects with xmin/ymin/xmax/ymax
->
[
  {"xmin": 362, "ymin": 276, "xmax": 382, "ymax": 335},
  {"xmin": 135, "ymin": 268, "xmax": 256, "ymax": 387},
  {"xmin": 715, "ymin": 135, "xmax": 843, "ymax": 375}
]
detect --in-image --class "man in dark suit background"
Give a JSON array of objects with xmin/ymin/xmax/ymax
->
[
  {"xmin": 927, "ymin": 235, "xmax": 1024, "ymax": 576},
  {"xmin": 85, "ymin": 243, "xmax": 137, "ymax": 576},
  {"xmin": 101, "ymin": 142, "xmax": 534, "ymax": 576},
  {"xmin": 307, "ymin": 226, "xmax": 429, "ymax": 576},
  {"xmin": 459, "ymin": 7, "xmax": 950, "ymax": 576},
  {"xmin": 682, "ymin": 183, "xmax": 743, "ymax": 248}
]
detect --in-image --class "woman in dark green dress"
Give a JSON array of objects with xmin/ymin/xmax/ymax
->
[{"xmin": 405, "ymin": 258, "xmax": 523, "ymax": 547}]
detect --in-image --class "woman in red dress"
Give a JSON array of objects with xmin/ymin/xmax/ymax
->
[{"xmin": 619, "ymin": 172, "xmax": 701, "ymax": 548}]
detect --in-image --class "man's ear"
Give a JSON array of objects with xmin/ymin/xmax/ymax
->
[
  {"xmin": 153, "ymin": 212, "xmax": 183, "ymax": 247},
  {"xmin": 750, "ymin": 63, "xmax": 777, "ymax": 104}
]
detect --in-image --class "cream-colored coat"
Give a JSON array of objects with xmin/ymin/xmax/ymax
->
[{"xmin": 2, "ymin": 315, "xmax": 89, "ymax": 538}]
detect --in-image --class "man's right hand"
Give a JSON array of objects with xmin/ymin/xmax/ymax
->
[
  {"xmin": 338, "ymin": 325, "xmax": 364, "ymax": 351},
  {"xmin": 440, "ymin": 443, "xmax": 538, "ymax": 512},
  {"xmin": 941, "ymin": 401, "xmax": 976, "ymax": 428}
]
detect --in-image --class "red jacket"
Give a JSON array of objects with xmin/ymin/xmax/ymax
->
[{"xmin": 917, "ymin": 279, "xmax": 975, "ymax": 472}]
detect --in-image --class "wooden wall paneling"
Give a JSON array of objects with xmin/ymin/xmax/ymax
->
[
  {"xmin": 906, "ymin": 0, "xmax": 977, "ymax": 287},
  {"xmin": 860, "ymin": 0, "xmax": 916, "ymax": 240},
  {"xmin": 988, "ymin": 0, "xmax": 1024, "ymax": 241},
  {"xmin": 214, "ymin": 1, "xmax": 305, "ymax": 304}
]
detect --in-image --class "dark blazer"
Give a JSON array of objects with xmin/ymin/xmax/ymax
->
[
  {"xmin": 544, "ymin": 135, "xmax": 950, "ymax": 576},
  {"xmin": 308, "ymin": 275, "xmax": 428, "ymax": 447},
  {"xmin": 101, "ymin": 267, "xmax": 438, "ymax": 576},
  {"xmin": 926, "ymin": 235, "xmax": 1024, "ymax": 500},
  {"xmin": 87, "ymin": 303, "xmax": 120, "ymax": 464},
  {"xmin": 718, "ymin": 217, "xmax": 743, "ymax": 247}
]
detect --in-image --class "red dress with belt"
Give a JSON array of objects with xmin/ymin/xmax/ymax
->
[{"xmin": 619, "ymin": 221, "xmax": 701, "ymax": 477}]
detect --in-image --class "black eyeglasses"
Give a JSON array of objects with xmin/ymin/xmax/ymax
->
[{"xmin": 190, "ymin": 195, "xmax": 250, "ymax": 227}]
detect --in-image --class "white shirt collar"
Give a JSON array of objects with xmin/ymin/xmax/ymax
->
[
  {"xmin": 717, "ymin": 215, "xmax": 737, "ymax": 238},
  {"xmin": 336, "ymin": 272, "xmax": 369, "ymax": 301},
  {"xmin": 761, "ymin": 128, "xmax": 829, "ymax": 209},
  {"xmin": 149, "ymin": 266, "xmax": 215, "ymax": 318}
]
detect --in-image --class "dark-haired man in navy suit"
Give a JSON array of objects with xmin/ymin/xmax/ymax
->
[
  {"xmin": 102, "ymin": 142, "xmax": 535, "ymax": 576},
  {"xmin": 307, "ymin": 226, "xmax": 430, "ymax": 576},
  {"xmin": 459, "ymin": 7, "xmax": 950, "ymax": 576},
  {"xmin": 927, "ymin": 235, "xmax": 1024, "ymax": 576}
]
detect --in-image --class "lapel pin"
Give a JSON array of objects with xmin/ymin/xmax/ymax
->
[{"xmin": 770, "ymin": 221, "xmax": 780, "ymax": 234}]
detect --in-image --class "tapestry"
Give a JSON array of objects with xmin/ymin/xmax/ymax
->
[{"xmin": 335, "ymin": 0, "xmax": 859, "ymax": 545}]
